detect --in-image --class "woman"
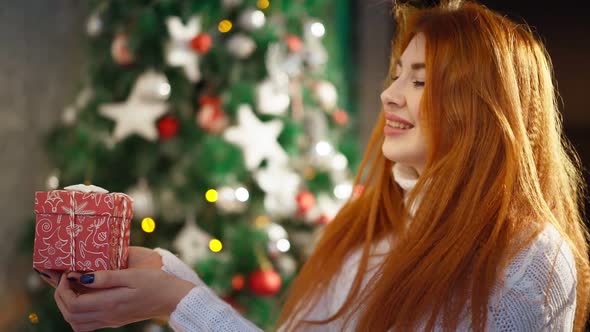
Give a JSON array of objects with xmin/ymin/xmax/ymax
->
[{"xmin": 45, "ymin": 1, "xmax": 590, "ymax": 331}]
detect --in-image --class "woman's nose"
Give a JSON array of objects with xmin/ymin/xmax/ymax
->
[{"xmin": 380, "ymin": 82, "xmax": 405, "ymax": 109}]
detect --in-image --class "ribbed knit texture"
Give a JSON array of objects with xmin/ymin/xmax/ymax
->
[{"xmin": 156, "ymin": 164, "xmax": 577, "ymax": 331}]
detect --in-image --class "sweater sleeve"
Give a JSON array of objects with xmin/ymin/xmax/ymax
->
[
  {"xmin": 486, "ymin": 224, "xmax": 577, "ymax": 332},
  {"xmin": 153, "ymin": 248, "xmax": 204, "ymax": 286},
  {"xmin": 153, "ymin": 248, "xmax": 263, "ymax": 332}
]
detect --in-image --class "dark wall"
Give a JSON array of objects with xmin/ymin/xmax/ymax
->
[
  {"xmin": 0, "ymin": 0, "xmax": 86, "ymax": 328},
  {"xmin": 479, "ymin": 0, "xmax": 590, "ymax": 218}
]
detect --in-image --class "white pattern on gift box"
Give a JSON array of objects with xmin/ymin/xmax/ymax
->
[
  {"xmin": 45, "ymin": 191, "xmax": 64, "ymax": 213},
  {"xmin": 33, "ymin": 190, "xmax": 133, "ymax": 272}
]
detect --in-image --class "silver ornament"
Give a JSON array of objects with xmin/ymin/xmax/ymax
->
[
  {"xmin": 313, "ymin": 81, "xmax": 338, "ymax": 110},
  {"xmin": 238, "ymin": 9, "xmax": 266, "ymax": 31},
  {"xmin": 173, "ymin": 213, "xmax": 212, "ymax": 265},
  {"xmin": 86, "ymin": 13, "xmax": 103, "ymax": 36},
  {"xmin": 222, "ymin": 0, "xmax": 243, "ymax": 9},
  {"xmin": 158, "ymin": 189, "xmax": 185, "ymax": 222},
  {"xmin": 45, "ymin": 170, "xmax": 60, "ymax": 190},
  {"xmin": 227, "ymin": 34, "xmax": 257, "ymax": 59},
  {"xmin": 303, "ymin": 110, "xmax": 328, "ymax": 143},
  {"xmin": 303, "ymin": 20, "xmax": 328, "ymax": 69},
  {"xmin": 276, "ymin": 254, "xmax": 297, "ymax": 275},
  {"xmin": 266, "ymin": 222, "xmax": 288, "ymax": 241},
  {"xmin": 255, "ymin": 79, "xmax": 290, "ymax": 116},
  {"xmin": 256, "ymin": 163, "xmax": 300, "ymax": 218},
  {"xmin": 127, "ymin": 179, "xmax": 155, "ymax": 219},
  {"xmin": 215, "ymin": 186, "xmax": 247, "ymax": 213},
  {"xmin": 27, "ymin": 272, "xmax": 43, "ymax": 291},
  {"xmin": 62, "ymin": 106, "xmax": 77, "ymax": 125},
  {"xmin": 130, "ymin": 70, "xmax": 171, "ymax": 101}
]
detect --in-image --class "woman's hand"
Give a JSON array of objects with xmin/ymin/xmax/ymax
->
[
  {"xmin": 126, "ymin": 246, "xmax": 164, "ymax": 269},
  {"xmin": 54, "ymin": 267, "xmax": 196, "ymax": 331},
  {"xmin": 35, "ymin": 246, "xmax": 162, "ymax": 289},
  {"xmin": 34, "ymin": 268, "xmax": 61, "ymax": 288},
  {"xmin": 50, "ymin": 246, "xmax": 195, "ymax": 331}
]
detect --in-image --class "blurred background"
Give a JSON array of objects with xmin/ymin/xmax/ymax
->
[{"xmin": 0, "ymin": 0, "xmax": 588, "ymax": 331}]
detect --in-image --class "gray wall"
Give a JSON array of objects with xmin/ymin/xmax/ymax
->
[{"xmin": 0, "ymin": 0, "xmax": 86, "ymax": 328}]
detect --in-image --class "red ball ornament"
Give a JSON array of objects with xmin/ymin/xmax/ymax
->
[
  {"xmin": 285, "ymin": 34, "xmax": 303, "ymax": 53},
  {"xmin": 248, "ymin": 269, "xmax": 282, "ymax": 296},
  {"xmin": 332, "ymin": 109, "xmax": 349, "ymax": 125},
  {"xmin": 190, "ymin": 33, "xmax": 213, "ymax": 54},
  {"xmin": 316, "ymin": 214, "xmax": 331, "ymax": 225},
  {"xmin": 231, "ymin": 274, "xmax": 245, "ymax": 291},
  {"xmin": 111, "ymin": 33, "xmax": 134, "ymax": 65},
  {"xmin": 197, "ymin": 96, "xmax": 228, "ymax": 133},
  {"xmin": 199, "ymin": 96, "xmax": 221, "ymax": 107},
  {"xmin": 158, "ymin": 116, "xmax": 180, "ymax": 139},
  {"xmin": 352, "ymin": 184, "xmax": 365, "ymax": 199},
  {"xmin": 296, "ymin": 191, "xmax": 315, "ymax": 213}
]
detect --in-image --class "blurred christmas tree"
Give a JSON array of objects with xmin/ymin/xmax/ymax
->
[{"xmin": 22, "ymin": 0, "xmax": 357, "ymax": 331}]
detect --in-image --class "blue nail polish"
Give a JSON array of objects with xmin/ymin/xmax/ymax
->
[{"xmin": 80, "ymin": 274, "xmax": 95, "ymax": 284}]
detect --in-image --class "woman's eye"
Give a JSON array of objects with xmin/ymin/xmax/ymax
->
[
  {"xmin": 413, "ymin": 80, "xmax": 425, "ymax": 87},
  {"xmin": 391, "ymin": 75, "xmax": 399, "ymax": 81}
]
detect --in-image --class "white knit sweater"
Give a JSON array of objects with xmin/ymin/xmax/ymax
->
[{"xmin": 155, "ymin": 164, "xmax": 578, "ymax": 331}]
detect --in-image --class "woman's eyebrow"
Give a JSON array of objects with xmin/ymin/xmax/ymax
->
[{"xmin": 396, "ymin": 59, "xmax": 426, "ymax": 70}]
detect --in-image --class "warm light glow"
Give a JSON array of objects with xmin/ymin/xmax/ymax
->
[
  {"xmin": 46, "ymin": 175, "xmax": 59, "ymax": 190},
  {"xmin": 310, "ymin": 22, "xmax": 325, "ymax": 37},
  {"xmin": 250, "ymin": 10, "xmax": 266, "ymax": 28},
  {"xmin": 331, "ymin": 153, "xmax": 348, "ymax": 171},
  {"xmin": 255, "ymin": 215, "xmax": 270, "ymax": 228},
  {"xmin": 205, "ymin": 189, "xmax": 218, "ymax": 202},
  {"xmin": 257, "ymin": 0, "xmax": 270, "ymax": 9},
  {"xmin": 218, "ymin": 20, "xmax": 233, "ymax": 33},
  {"xmin": 267, "ymin": 223, "xmax": 287, "ymax": 241},
  {"xmin": 276, "ymin": 239, "xmax": 290, "ymax": 252},
  {"xmin": 29, "ymin": 313, "xmax": 39, "ymax": 324},
  {"xmin": 235, "ymin": 187, "xmax": 249, "ymax": 202},
  {"xmin": 303, "ymin": 166, "xmax": 316, "ymax": 180},
  {"xmin": 315, "ymin": 141, "xmax": 333, "ymax": 156},
  {"xmin": 141, "ymin": 217, "xmax": 156, "ymax": 233},
  {"xmin": 159, "ymin": 83, "xmax": 171, "ymax": 97},
  {"xmin": 334, "ymin": 183, "xmax": 353, "ymax": 200},
  {"xmin": 209, "ymin": 239, "xmax": 223, "ymax": 252}
]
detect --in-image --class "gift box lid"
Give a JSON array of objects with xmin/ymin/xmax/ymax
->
[{"xmin": 34, "ymin": 186, "xmax": 133, "ymax": 219}]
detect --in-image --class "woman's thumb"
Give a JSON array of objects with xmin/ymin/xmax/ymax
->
[{"xmin": 67, "ymin": 269, "xmax": 132, "ymax": 289}]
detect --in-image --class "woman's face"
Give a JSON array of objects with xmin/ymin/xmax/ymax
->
[{"xmin": 381, "ymin": 33, "xmax": 427, "ymax": 174}]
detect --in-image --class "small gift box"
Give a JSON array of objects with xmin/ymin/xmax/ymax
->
[{"xmin": 33, "ymin": 184, "xmax": 133, "ymax": 272}]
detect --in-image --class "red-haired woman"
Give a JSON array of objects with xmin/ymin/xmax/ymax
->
[{"xmin": 45, "ymin": 1, "xmax": 590, "ymax": 331}]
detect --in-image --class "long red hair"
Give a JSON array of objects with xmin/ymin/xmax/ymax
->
[{"xmin": 276, "ymin": 1, "xmax": 590, "ymax": 331}]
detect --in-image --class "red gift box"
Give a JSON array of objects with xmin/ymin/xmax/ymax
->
[{"xmin": 33, "ymin": 188, "xmax": 133, "ymax": 272}]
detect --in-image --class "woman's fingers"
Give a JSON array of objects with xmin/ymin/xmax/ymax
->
[
  {"xmin": 55, "ymin": 274, "xmax": 129, "ymax": 330},
  {"xmin": 34, "ymin": 268, "xmax": 60, "ymax": 288},
  {"xmin": 66, "ymin": 269, "xmax": 134, "ymax": 289}
]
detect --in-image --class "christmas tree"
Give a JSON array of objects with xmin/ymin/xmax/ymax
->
[{"xmin": 23, "ymin": 0, "xmax": 356, "ymax": 331}]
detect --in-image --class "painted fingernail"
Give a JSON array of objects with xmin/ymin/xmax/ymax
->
[
  {"xmin": 80, "ymin": 274, "xmax": 94, "ymax": 284},
  {"xmin": 33, "ymin": 268, "xmax": 51, "ymax": 279}
]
